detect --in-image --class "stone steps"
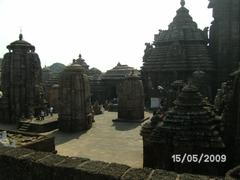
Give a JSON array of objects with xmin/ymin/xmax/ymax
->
[{"xmin": 18, "ymin": 122, "xmax": 31, "ymax": 132}]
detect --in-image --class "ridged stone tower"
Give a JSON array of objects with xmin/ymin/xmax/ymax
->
[
  {"xmin": 0, "ymin": 33, "xmax": 43, "ymax": 123},
  {"xmin": 114, "ymin": 72, "xmax": 145, "ymax": 122},
  {"xmin": 142, "ymin": 0, "xmax": 215, "ymax": 100},
  {"xmin": 141, "ymin": 84, "xmax": 225, "ymax": 176},
  {"xmin": 58, "ymin": 62, "xmax": 93, "ymax": 132},
  {"xmin": 208, "ymin": 0, "xmax": 240, "ymax": 86}
]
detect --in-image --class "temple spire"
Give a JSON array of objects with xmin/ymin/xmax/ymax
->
[
  {"xmin": 19, "ymin": 28, "xmax": 23, "ymax": 40},
  {"xmin": 180, "ymin": 0, "xmax": 185, "ymax": 7}
]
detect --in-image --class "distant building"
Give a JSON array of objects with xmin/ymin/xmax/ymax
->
[{"xmin": 101, "ymin": 62, "xmax": 140, "ymax": 101}]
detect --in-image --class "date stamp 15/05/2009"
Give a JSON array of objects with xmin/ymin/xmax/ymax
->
[{"xmin": 172, "ymin": 154, "xmax": 227, "ymax": 164}]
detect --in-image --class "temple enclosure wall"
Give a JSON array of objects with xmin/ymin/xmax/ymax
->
[{"xmin": 0, "ymin": 146, "xmax": 239, "ymax": 180}]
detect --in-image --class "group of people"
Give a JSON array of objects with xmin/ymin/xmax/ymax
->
[{"xmin": 39, "ymin": 106, "xmax": 54, "ymax": 120}]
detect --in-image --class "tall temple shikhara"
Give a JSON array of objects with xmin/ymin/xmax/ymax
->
[
  {"xmin": 208, "ymin": 0, "xmax": 240, "ymax": 85},
  {"xmin": 142, "ymin": 0, "xmax": 215, "ymax": 100},
  {"xmin": 58, "ymin": 62, "xmax": 93, "ymax": 132},
  {"xmin": 0, "ymin": 33, "xmax": 44, "ymax": 123}
]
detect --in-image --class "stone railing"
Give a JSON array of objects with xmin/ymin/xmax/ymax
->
[{"xmin": 0, "ymin": 145, "xmax": 236, "ymax": 180}]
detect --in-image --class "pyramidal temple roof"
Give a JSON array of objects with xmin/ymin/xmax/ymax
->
[
  {"xmin": 102, "ymin": 62, "xmax": 139, "ymax": 80},
  {"xmin": 142, "ymin": 0, "xmax": 215, "ymax": 73}
]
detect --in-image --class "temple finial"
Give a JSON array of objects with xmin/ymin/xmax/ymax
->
[
  {"xmin": 19, "ymin": 28, "xmax": 23, "ymax": 40},
  {"xmin": 180, "ymin": 0, "xmax": 185, "ymax": 7}
]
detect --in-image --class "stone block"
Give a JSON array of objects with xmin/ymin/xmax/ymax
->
[
  {"xmin": 54, "ymin": 157, "xmax": 90, "ymax": 180},
  {"xmin": 100, "ymin": 162, "xmax": 130, "ymax": 180},
  {"xmin": 149, "ymin": 169, "xmax": 177, "ymax": 180},
  {"xmin": 77, "ymin": 160, "xmax": 110, "ymax": 180},
  {"xmin": 121, "ymin": 167, "xmax": 153, "ymax": 180}
]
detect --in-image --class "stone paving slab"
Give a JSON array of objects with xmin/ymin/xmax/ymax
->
[{"xmin": 54, "ymin": 111, "xmax": 151, "ymax": 168}]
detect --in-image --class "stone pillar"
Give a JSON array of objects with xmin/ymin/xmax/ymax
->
[{"xmin": 58, "ymin": 63, "xmax": 93, "ymax": 132}]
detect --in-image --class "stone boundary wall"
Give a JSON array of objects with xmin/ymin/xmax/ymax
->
[{"xmin": 0, "ymin": 146, "xmax": 230, "ymax": 180}]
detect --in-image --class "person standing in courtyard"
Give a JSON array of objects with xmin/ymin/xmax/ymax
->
[
  {"xmin": 40, "ymin": 110, "xmax": 45, "ymax": 120},
  {"xmin": 50, "ymin": 106, "xmax": 53, "ymax": 117}
]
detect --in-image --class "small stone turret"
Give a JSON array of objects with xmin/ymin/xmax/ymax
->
[{"xmin": 58, "ymin": 63, "xmax": 93, "ymax": 132}]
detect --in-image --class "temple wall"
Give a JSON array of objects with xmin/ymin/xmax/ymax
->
[
  {"xmin": 209, "ymin": 0, "xmax": 240, "ymax": 85},
  {"xmin": 0, "ymin": 146, "xmax": 228, "ymax": 180}
]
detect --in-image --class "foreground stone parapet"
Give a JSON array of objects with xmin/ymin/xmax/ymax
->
[{"xmin": 0, "ymin": 146, "xmax": 223, "ymax": 180}]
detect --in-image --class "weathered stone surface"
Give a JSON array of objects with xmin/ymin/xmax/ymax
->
[
  {"xmin": 223, "ymin": 67, "xmax": 240, "ymax": 168},
  {"xmin": 58, "ymin": 63, "xmax": 93, "ymax": 132},
  {"xmin": 142, "ymin": 84, "xmax": 225, "ymax": 176},
  {"xmin": 116, "ymin": 72, "xmax": 145, "ymax": 122},
  {"xmin": 0, "ymin": 33, "xmax": 44, "ymax": 123},
  {"xmin": 208, "ymin": 0, "xmax": 240, "ymax": 85},
  {"xmin": 100, "ymin": 163, "xmax": 130, "ymax": 180},
  {"xmin": 101, "ymin": 62, "xmax": 140, "ymax": 101},
  {"xmin": 89, "ymin": 68, "xmax": 105, "ymax": 103},
  {"xmin": 0, "ymin": 146, "xmax": 224, "ymax": 180},
  {"xmin": 225, "ymin": 165, "xmax": 240, "ymax": 180},
  {"xmin": 74, "ymin": 54, "xmax": 89, "ymax": 74},
  {"xmin": 121, "ymin": 168, "xmax": 153, "ymax": 180},
  {"xmin": 142, "ymin": 1, "xmax": 214, "ymax": 103},
  {"xmin": 77, "ymin": 160, "xmax": 110, "ymax": 180},
  {"xmin": 149, "ymin": 169, "xmax": 177, "ymax": 180},
  {"xmin": 179, "ymin": 173, "xmax": 211, "ymax": 180}
]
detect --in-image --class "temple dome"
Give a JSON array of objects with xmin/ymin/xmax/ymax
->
[
  {"xmin": 142, "ymin": 1, "xmax": 214, "ymax": 73},
  {"xmin": 102, "ymin": 62, "xmax": 139, "ymax": 80},
  {"xmin": 7, "ymin": 34, "xmax": 35, "ymax": 51},
  {"xmin": 65, "ymin": 63, "xmax": 85, "ymax": 72}
]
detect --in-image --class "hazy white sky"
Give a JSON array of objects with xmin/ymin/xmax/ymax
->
[{"xmin": 0, "ymin": 0, "xmax": 213, "ymax": 72}]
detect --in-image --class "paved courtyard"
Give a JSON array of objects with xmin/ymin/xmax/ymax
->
[
  {"xmin": 0, "ymin": 111, "xmax": 151, "ymax": 168},
  {"xmin": 52, "ymin": 111, "xmax": 151, "ymax": 168}
]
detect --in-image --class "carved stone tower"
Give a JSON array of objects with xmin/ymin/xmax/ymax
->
[
  {"xmin": 142, "ymin": 0, "xmax": 215, "ymax": 101},
  {"xmin": 208, "ymin": 0, "xmax": 240, "ymax": 86},
  {"xmin": 58, "ymin": 63, "xmax": 93, "ymax": 132},
  {"xmin": 114, "ymin": 72, "xmax": 145, "ymax": 122},
  {"xmin": 0, "ymin": 33, "xmax": 44, "ymax": 123}
]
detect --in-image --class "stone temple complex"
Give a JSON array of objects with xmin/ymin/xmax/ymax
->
[
  {"xmin": 0, "ymin": 0, "xmax": 240, "ymax": 179},
  {"xmin": 58, "ymin": 62, "xmax": 93, "ymax": 132},
  {"xmin": 142, "ymin": 0, "xmax": 215, "ymax": 101},
  {"xmin": 114, "ymin": 71, "xmax": 145, "ymax": 122},
  {"xmin": 0, "ymin": 34, "xmax": 44, "ymax": 123}
]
